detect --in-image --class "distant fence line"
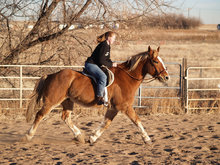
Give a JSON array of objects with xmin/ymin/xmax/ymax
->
[{"xmin": 0, "ymin": 60, "xmax": 219, "ymax": 113}]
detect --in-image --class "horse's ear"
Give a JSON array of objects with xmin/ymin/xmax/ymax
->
[
  {"xmin": 148, "ymin": 46, "xmax": 157, "ymax": 59},
  {"xmin": 147, "ymin": 46, "xmax": 153, "ymax": 58},
  {"xmin": 153, "ymin": 52, "xmax": 158, "ymax": 59},
  {"xmin": 148, "ymin": 46, "xmax": 151, "ymax": 52},
  {"xmin": 157, "ymin": 46, "xmax": 160, "ymax": 52}
]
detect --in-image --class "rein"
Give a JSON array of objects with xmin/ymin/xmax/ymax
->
[{"xmin": 117, "ymin": 66, "xmax": 156, "ymax": 83}]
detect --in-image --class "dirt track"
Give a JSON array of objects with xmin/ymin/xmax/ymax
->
[{"xmin": 0, "ymin": 112, "xmax": 219, "ymax": 165}]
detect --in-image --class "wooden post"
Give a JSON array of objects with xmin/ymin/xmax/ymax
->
[{"xmin": 181, "ymin": 58, "xmax": 187, "ymax": 112}]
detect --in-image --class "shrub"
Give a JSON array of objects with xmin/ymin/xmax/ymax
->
[{"xmin": 128, "ymin": 13, "xmax": 201, "ymax": 29}]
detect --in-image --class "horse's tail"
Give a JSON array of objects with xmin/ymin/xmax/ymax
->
[{"xmin": 26, "ymin": 75, "xmax": 47, "ymax": 123}]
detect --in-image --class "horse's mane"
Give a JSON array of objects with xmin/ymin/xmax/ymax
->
[{"xmin": 123, "ymin": 52, "xmax": 148, "ymax": 71}]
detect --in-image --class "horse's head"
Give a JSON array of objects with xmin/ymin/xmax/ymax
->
[{"xmin": 145, "ymin": 46, "xmax": 169, "ymax": 83}]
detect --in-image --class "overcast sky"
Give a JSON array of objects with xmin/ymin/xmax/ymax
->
[{"xmin": 173, "ymin": 0, "xmax": 220, "ymax": 24}]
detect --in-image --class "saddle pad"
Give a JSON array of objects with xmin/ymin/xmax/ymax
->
[{"xmin": 81, "ymin": 66, "xmax": 114, "ymax": 87}]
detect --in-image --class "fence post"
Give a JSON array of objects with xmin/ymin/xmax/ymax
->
[
  {"xmin": 181, "ymin": 58, "xmax": 187, "ymax": 112},
  {"xmin": 20, "ymin": 66, "xmax": 23, "ymax": 109},
  {"xmin": 138, "ymin": 84, "xmax": 142, "ymax": 107}
]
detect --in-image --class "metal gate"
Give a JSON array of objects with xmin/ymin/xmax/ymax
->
[{"xmin": 185, "ymin": 67, "xmax": 220, "ymax": 113}]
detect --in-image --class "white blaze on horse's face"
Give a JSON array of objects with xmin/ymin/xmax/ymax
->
[
  {"xmin": 158, "ymin": 56, "xmax": 166, "ymax": 71},
  {"xmin": 157, "ymin": 56, "xmax": 169, "ymax": 81}
]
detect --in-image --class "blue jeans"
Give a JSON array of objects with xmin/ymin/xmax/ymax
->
[{"xmin": 85, "ymin": 62, "xmax": 107, "ymax": 97}]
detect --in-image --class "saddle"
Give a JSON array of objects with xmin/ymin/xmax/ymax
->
[{"xmin": 82, "ymin": 66, "xmax": 114, "ymax": 87}]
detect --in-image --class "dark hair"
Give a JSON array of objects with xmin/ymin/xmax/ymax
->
[{"xmin": 97, "ymin": 31, "xmax": 116, "ymax": 43}]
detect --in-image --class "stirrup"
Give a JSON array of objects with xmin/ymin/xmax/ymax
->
[
  {"xmin": 103, "ymin": 101, "xmax": 109, "ymax": 107},
  {"xmin": 97, "ymin": 97, "xmax": 108, "ymax": 107}
]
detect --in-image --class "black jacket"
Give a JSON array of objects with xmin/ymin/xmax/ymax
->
[{"xmin": 86, "ymin": 40, "xmax": 113, "ymax": 68}]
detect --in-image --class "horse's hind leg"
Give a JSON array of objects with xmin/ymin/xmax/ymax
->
[
  {"xmin": 90, "ymin": 108, "xmax": 118, "ymax": 144},
  {"xmin": 125, "ymin": 107, "xmax": 151, "ymax": 144},
  {"xmin": 61, "ymin": 99, "xmax": 85, "ymax": 144},
  {"xmin": 26, "ymin": 103, "xmax": 53, "ymax": 141}
]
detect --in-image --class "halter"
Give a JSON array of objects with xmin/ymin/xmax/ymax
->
[{"xmin": 149, "ymin": 58, "xmax": 166, "ymax": 79}]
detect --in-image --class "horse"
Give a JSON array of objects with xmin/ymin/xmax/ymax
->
[{"xmin": 25, "ymin": 46, "xmax": 169, "ymax": 145}]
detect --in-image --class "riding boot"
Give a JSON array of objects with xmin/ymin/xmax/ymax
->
[{"xmin": 97, "ymin": 96, "xmax": 104, "ymax": 105}]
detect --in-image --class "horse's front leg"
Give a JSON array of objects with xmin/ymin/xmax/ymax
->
[
  {"xmin": 125, "ymin": 106, "xmax": 152, "ymax": 144},
  {"xmin": 90, "ymin": 108, "xmax": 118, "ymax": 144}
]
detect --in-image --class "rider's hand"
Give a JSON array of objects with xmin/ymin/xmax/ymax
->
[{"xmin": 113, "ymin": 63, "xmax": 117, "ymax": 67}]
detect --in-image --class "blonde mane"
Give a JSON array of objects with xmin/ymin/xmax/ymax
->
[{"xmin": 126, "ymin": 52, "xmax": 148, "ymax": 71}]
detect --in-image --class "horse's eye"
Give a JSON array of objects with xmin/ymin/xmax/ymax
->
[{"xmin": 153, "ymin": 60, "xmax": 158, "ymax": 64}]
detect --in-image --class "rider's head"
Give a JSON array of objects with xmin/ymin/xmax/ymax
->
[{"xmin": 97, "ymin": 31, "xmax": 116, "ymax": 45}]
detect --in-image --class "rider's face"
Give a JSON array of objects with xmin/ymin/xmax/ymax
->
[{"xmin": 108, "ymin": 35, "xmax": 116, "ymax": 45}]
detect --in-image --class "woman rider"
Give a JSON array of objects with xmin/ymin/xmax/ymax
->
[{"xmin": 85, "ymin": 31, "xmax": 117, "ymax": 105}]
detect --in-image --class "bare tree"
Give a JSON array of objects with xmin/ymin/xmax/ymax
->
[{"xmin": 0, "ymin": 0, "xmax": 173, "ymax": 65}]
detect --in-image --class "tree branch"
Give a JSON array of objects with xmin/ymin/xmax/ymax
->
[{"xmin": 1, "ymin": 0, "xmax": 92, "ymax": 65}]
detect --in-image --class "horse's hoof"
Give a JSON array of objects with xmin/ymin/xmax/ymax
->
[
  {"xmin": 145, "ymin": 140, "xmax": 152, "ymax": 145},
  {"xmin": 21, "ymin": 134, "xmax": 32, "ymax": 142},
  {"xmin": 75, "ymin": 134, "xmax": 85, "ymax": 144},
  {"xmin": 26, "ymin": 134, "xmax": 33, "ymax": 141},
  {"xmin": 144, "ymin": 139, "xmax": 153, "ymax": 147},
  {"xmin": 142, "ymin": 137, "xmax": 153, "ymax": 145},
  {"xmin": 89, "ymin": 136, "xmax": 96, "ymax": 145}
]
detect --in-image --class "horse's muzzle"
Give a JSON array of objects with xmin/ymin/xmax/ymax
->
[
  {"xmin": 165, "ymin": 76, "xmax": 169, "ymax": 81},
  {"xmin": 158, "ymin": 75, "xmax": 169, "ymax": 83}
]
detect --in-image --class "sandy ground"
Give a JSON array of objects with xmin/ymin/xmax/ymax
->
[{"xmin": 0, "ymin": 112, "xmax": 219, "ymax": 165}]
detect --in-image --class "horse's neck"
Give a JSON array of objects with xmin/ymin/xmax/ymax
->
[
  {"xmin": 118, "ymin": 61, "xmax": 146, "ymax": 84},
  {"xmin": 129, "ymin": 61, "xmax": 146, "ymax": 80}
]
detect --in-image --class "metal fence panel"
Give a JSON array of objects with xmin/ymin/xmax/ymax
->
[
  {"xmin": 185, "ymin": 67, "xmax": 220, "ymax": 113},
  {"xmin": 0, "ymin": 65, "xmax": 82, "ymax": 110}
]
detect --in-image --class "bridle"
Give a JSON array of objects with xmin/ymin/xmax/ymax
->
[
  {"xmin": 149, "ymin": 58, "xmax": 166, "ymax": 80},
  {"xmin": 118, "ymin": 56, "xmax": 166, "ymax": 83}
]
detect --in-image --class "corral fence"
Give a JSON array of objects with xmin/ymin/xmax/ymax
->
[
  {"xmin": 185, "ymin": 66, "xmax": 220, "ymax": 113},
  {"xmin": 0, "ymin": 59, "xmax": 219, "ymax": 113},
  {"xmin": 0, "ymin": 65, "xmax": 82, "ymax": 110}
]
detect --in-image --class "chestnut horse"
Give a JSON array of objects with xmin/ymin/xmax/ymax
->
[{"xmin": 25, "ymin": 46, "xmax": 169, "ymax": 144}]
